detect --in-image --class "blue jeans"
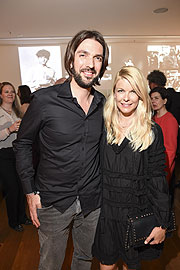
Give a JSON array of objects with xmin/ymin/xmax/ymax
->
[{"xmin": 37, "ymin": 199, "xmax": 100, "ymax": 270}]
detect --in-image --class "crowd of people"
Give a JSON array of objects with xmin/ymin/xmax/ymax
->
[{"xmin": 0, "ymin": 30, "xmax": 179, "ymax": 270}]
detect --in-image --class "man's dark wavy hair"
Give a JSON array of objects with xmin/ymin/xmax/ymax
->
[
  {"xmin": 147, "ymin": 70, "xmax": 167, "ymax": 87},
  {"xmin": 64, "ymin": 30, "xmax": 109, "ymax": 86}
]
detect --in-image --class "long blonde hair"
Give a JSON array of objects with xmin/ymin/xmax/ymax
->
[{"xmin": 104, "ymin": 66, "xmax": 154, "ymax": 151}]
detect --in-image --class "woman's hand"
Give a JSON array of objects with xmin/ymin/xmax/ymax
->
[
  {"xmin": 144, "ymin": 226, "xmax": 166, "ymax": 245},
  {"xmin": 9, "ymin": 120, "xmax": 21, "ymax": 133}
]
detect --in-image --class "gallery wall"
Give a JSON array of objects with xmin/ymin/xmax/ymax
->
[{"xmin": 1, "ymin": 38, "xmax": 180, "ymax": 97}]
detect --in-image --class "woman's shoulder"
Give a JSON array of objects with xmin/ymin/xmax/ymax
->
[
  {"xmin": 166, "ymin": 111, "xmax": 178, "ymax": 125},
  {"xmin": 149, "ymin": 122, "xmax": 165, "ymax": 150},
  {"xmin": 151, "ymin": 121, "xmax": 162, "ymax": 136}
]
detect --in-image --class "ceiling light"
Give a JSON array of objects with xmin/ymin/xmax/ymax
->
[{"xmin": 153, "ymin": 8, "xmax": 168, "ymax": 14}]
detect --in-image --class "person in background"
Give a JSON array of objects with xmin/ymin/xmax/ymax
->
[
  {"xmin": 150, "ymin": 87, "xmax": 179, "ymax": 184},
  {"xmin": 147, "ymin": 71, "xmax": 180, "ymax": 125},
  {"xmin": 92, "ymin": 66, "xmax": 171, "ymax": 270},
  {"xmin": 17, "ymin": 85, "xmax": 31, "ymax": 116},
  {"xmin": 0, "ymin": 82, "xmax": 32, "ymax": 232},
  {"xmin": 147, "ymin": 69, "xmax": 167, "ymax": 90},
  {"xmin": 150, "ymin": 87, "xmax": 179, "ymax": 206},
  {"xmin": 166, "ymin": 87, "xmax": 180, "ymax": 158},
  {"xmin": 13, "ymin": 30, "xmax": 109, "ymax": 270},
  {"xmin": 147, "ymin": 69, "xmax": 180, "ymax": 156},
  {"xmin": 166, "ymin": 87, "xmax": 180, "ymax": 125}
]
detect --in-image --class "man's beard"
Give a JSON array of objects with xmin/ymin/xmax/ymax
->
[{"xmin": 71, "ymin": 67, "xmax": 99, "ymax": 89}]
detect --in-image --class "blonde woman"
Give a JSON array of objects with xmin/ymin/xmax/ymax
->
[{"xmin": 92, "ymin": 66, "xmax": 171, "ymax": 270}]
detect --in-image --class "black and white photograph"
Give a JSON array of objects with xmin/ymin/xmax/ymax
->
[
  {"xmin": 147, "ymin": 45, "xmax": 180, "ymax": 91},
  {"xmin": 18, "ymin": 46, "xmax": 62, "ymax": 92}
]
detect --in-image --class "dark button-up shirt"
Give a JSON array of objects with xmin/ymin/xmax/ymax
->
[{"xmin": 13, "ymin": 82, "xmax": 105, "ymax": 215}]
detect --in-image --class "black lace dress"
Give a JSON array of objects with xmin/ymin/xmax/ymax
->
[{"xmin": 92, "ymin": 124, "xmax": 170, "ymax": 269}]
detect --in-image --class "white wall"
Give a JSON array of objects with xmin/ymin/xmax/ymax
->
[{"xmin": 1, "ymin": 39, "xmax": 180, "ymax": 95}]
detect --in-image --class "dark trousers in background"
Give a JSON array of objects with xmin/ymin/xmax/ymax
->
[{"xmin": 0, "ymin": 147, "xmax": 27, "ymax": 228}]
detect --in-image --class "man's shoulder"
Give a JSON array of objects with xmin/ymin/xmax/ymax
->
[
  {"xmin": 32, "ymin": 83, "xmax": 66, "ymax": 100},
  {"xmin": 93, "ymin": 87, "xmax": 105, "ymax": 97},
  {"xmin": 92, "ymin": 87, "xmax": 106, "ymax": 102},
  {"xmin": 173, "ymin": 91, "xmax": 180, "ymax": 102}
]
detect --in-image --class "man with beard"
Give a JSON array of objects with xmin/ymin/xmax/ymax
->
[{"xmin": 13, "ymin": 30, "xmax": 109, "ymax": 270}]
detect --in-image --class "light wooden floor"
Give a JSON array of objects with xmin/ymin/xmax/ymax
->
[{"xmin": 0, "ymin": 157, "xmax": 180, "ymax": 270}]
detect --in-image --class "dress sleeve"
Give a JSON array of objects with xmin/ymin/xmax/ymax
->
[{"xmin": 147, "ymin": 123, "xmax": 171, "ymax": 228}]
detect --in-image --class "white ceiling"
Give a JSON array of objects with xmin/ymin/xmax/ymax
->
[{"xmin": 1, "ymin": 0, "xmax": 180, "ymax": 44}]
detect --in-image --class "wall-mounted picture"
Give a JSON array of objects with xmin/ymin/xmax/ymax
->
[
  {"xmin": 18, "ymin": 46, "xmax": 62, "ymax": 92},
  {"xmin": 147, "ymin": 45, "xmax": 180, "ymax": 91}
]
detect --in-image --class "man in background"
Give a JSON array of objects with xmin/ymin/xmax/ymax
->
[
  {"xmin": 13, "ymin": 30, "xmax": 109, "ymax": 270},
  {"xmin": 147, "ymin": 69, "xmax": 167, "ymax": 90}
]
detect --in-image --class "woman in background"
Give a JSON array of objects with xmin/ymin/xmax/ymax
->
[
  {"xmin": 150, "ymin": 87, "xmax": 178, "ymax": 184},
  {"xmin": 92, "ymin": 66, "xmax": 171, "ymax": 270},
  {"xmin": 17, "ymin": 85, "xmax": 31, "ymax": 116},
  {"xmin": 0, "ymin": 82, "xmax": 31, "ymax": 231},
  {"xmin": 150, "ymin": 87, "xmax": 178, "ymax": 206}
]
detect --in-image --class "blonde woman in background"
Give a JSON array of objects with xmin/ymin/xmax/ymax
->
[
  {"xmin": 0, "ymin": 82, "xmax": 32, "ymax": 231},
  {"xmin": 92, "ymin": 66, "xmax": 171, "ymax": 270}
]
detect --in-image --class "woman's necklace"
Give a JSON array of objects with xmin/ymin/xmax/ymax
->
[
  {"xmin": 119, "ymin": 121, "xmax": 132, "ymax": 138},
  {"xmin": 118, "ymin": 111, "xmax": 132, "ymax": 130},
  {"xmin": 1, "ymin": 106, "xmax": 12, "ymax": 115},
  {"xmin": 119, "ymin": 120, "xmax": 132, "ymax": 130}
]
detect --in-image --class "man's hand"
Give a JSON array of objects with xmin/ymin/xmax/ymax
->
[
  {"xmin": 26, "ymin": 193, "xmax": 42, "ymax": 228},
  {"xmin": 144, "ymin": 226, "xmax": 166, "ymax": 245}
]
